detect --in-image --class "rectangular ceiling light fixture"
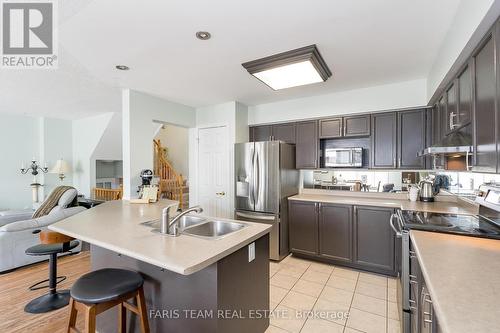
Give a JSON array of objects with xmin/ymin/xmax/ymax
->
[{"xmin": 242, "ymin": 44, "xmax": 332, "ymax": 90}]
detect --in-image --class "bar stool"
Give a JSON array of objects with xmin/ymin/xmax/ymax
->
[
  {"xmin": 24, "ymin": 231, "xmax": 79, "ymax": 313},
  {"xmin": 67, "ymin": 268, "xmax": 150, "ymax": 333}
]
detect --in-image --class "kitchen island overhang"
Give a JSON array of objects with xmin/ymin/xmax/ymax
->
[{"xmin": 50, "ymin": 200, "xmax": 272, "ymax": 333}]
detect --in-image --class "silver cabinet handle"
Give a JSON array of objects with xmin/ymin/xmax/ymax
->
[
  {"xmin": 449, "ymin": 112, "xmax": 458, "ymax": 130},
  {"xmin": 389, "ymin": 213, "xmax": 402, "ymax": 237},
  {"xmin": 393, "ymin": 157, "xmax": 396, "ymax": 167},
  {"xmin": 421, "ymin": 288, "xmax": 433, "ymax": 327}
]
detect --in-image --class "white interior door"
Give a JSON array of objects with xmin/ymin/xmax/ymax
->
[{"xmin": 198, "ymin": 126, "xmax": 230, "ymax": 218}]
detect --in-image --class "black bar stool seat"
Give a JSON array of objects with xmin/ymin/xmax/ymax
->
[
  {"xmin": 67, "ymin": 268, "xmax": 150, "ymax": 333},
  {"xmin": 26, "ymin": 240, "xmax": 79, "ymax": 256},
  {"xmin": 24, "ymin": 240, "xmax": 79, "ymax": 314},
  {"xmin": 71, "ymin": 268, "xmax": 143, "ymax": 304}
]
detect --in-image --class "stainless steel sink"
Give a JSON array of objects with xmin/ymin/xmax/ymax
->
[
  {"xmin": 182, "ymin": 220, "xmax": 247, "ymax": 240},
  {"xmin": 141, "ymin": 215, "xmax": 206, "ymax": 230}
]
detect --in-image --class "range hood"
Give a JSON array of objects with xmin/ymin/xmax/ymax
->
[{"xmin": 418, "ymin": 131, "xmax": 473, "ymax": 156}]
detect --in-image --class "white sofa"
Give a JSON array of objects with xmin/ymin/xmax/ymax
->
[{"xmin": 0, "ymin": 189, "xmax": 86, "ymax": 273}]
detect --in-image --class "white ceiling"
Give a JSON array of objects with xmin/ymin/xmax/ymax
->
[{"xmin": 0, "ymin": 0, "xmax": 462, "ymax": 119}]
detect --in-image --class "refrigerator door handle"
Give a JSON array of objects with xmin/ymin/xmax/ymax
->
[
  {"xmin": 255, "ymin": 147, "xmax": 260, "ymax": 206},
  {"xmin": 235, "ymin": 211, "xmax": 276, "ymax": 221}
]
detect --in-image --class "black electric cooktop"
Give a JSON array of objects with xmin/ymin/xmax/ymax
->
[{"xmin": 399, "ymin": 210, "xmax": 500, "ymax": 239}]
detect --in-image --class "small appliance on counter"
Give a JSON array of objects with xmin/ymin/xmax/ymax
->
[{"xmin": 418, "ymin": 178, "xmax": 435, "ymax": 202}]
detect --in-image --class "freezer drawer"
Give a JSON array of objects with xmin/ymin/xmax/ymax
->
[{"xmin": 235, "ymin": 210, "xmax": 285, "ymax": 260}]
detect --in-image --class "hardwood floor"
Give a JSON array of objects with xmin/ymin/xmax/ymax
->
[{"xmin": 0, "ymin": 252, "xmax": 91, "ymax": 333}]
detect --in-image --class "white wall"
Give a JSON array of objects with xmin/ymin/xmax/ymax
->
[
  {"xmin": 41, "ymin": 118, "xmax": 73, "ymax": 196},
  {"xmin": 0, "ymin": 114, "xmax": 74, "ymax": 210},
  {"xmin": 72, "ymin": 113, "xmax": 114, "ymax": 197},
  {"xmin": 122, "ymin": 89, "xmax": 196, "ymax": 199},
  {"xmin": 155, "ymin": 125, "xmax": 189, "ymax": 178},
  {"xmin": 427, "ymin": 0, "xmax": 497, "ymax": 100},
  {"xmin": 0, "ymin": 114, "xmax": 41, "ymax": 210},
  {"xmin": 248, "ymin": 79, "xmax": 427, "ymax": 125},
  {"xmin": 189, "ymin": 102, "xmax": 248, "ymax": 217}
]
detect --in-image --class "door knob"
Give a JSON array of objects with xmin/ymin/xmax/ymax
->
[{"xmin": 216, "ymin": 191, "xmax": 226, "ymax": 196}]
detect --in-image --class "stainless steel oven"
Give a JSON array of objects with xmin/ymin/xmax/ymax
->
[
  {"xmin": 390, "ymin": 211, "xmax": 412, "ymax": 333},
  {"xmin": 324, "ymin": 147, "xmax": 362, "ymax": 168}
]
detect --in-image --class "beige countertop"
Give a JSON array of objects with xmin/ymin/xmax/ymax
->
[
  {"xmin": 289, "ymin": 190, "xmax": 478, "ymax": 215},
  {"xmin": 49, "ymin": 200, "xmax": 271, "ymax": 275},
  {"xmin": 410, "ymin": 230, "xmax": 500, "ymax": 333}
]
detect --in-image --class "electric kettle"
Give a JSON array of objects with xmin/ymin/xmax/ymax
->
[{"xmin": 419, "ymin": 179, "xmax": 435, "ymax": 202}]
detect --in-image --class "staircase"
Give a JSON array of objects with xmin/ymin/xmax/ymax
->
[{"xmin": 153, "ymin": 139, "xmax": 189, "ymax": 209}]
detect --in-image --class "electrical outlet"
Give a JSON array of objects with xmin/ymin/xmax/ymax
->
[{"xmin": 248, "ymin": 242, "xmax": 255, "ymax": 262}]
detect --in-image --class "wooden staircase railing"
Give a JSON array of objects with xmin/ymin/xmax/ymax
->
[
  {"xmin": 153, "ymin": 139, "xmax": 184, "ymax": 208},
  {"xmin": 92, "ymin": 187, "xmax": 123, "ymax": 201}
]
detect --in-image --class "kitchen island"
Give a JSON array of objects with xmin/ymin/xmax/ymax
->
[{"xmin": 50, "ymin": 199, "xmax": 272, "ymax": 333}]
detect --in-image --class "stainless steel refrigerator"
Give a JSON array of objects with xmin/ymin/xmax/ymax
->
[{"xmin": 234, "ymin": 141, "xmax": 299, "ymax": 260}]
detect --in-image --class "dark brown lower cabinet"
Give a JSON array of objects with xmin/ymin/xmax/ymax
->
[
  {"xmin": 289, "ymin": 201, "xmax": 318, "ymax": 255},
  {"xmin": 354, "ymin": 206, "xmax": 395, "ymax": 274},
  {"xmin": 289, "ymin": 200, "xmax": 396, "ymax": 276},
  {"xmin": 319, "ymin": 203, "xmax": 352, "ymax": 262}
]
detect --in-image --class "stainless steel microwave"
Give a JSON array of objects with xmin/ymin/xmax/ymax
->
[{"xmin": 324, "ymin": 147, "xmax": 363, "ymax": 168}]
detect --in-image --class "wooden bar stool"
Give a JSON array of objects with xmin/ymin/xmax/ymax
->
[{"xmin": 67, "ymin": 268, "xmax": 149, "ymax": 333}]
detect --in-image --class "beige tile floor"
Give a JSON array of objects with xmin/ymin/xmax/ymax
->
[{"xmin": 267, "ymin": 255, "xmax": 401, "ymax": 333}]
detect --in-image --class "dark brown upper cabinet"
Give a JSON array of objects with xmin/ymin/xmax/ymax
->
[
  {"xmin": 457, "ymin": 64, "xmax": 472, "ymax": 128},
  {"xmin": 431, "ymin": 104, "xmax": 441, "ymax": 146},
  {"xmin": 398, "ymin": 109, "xmax": 426, "ymax": 169},
  {"xmin": 319, "ymin": 203, "xmax": 353, "ymax": 263},
  {"xmin": 319, "ymin": 115, "xmax": 370, "ymax": 138},
  {"xmin": 354, "ymin": 206, "xmax": 395, "ymax": 275},
  {"xmin": 371, "ymin": 112, "xmax": 397, "ymax": 168},
  {"xmin": 319, "ymin": 117, "xmax": 343, "ymax": 138},
  {"xmin": 249, "ymin": 123, "xmax": 296, "ymax": 143},
  {"xmin": 472, "ymin": 34, "xmax": 497, "ymax": 173},
  {"xmin": 344, "ymin": 115, "xmax": 371, "ymax": 137},
  {"xmin": 295, "ymin": 120, "xmax": 319, "ymax": 169},
  {"xmin": 271, "ymin": 123, "xmax": 296, "ymax": 143},
  {"xmin": 446, "ymin": 82, "xmax": 458, "ymax": 133},
  {"xmin": 438, "ymin": 95, "xmax": 448, "ymax": 142},
  {"xmin": 250, "ymin": 125, "xmax": 272, "ymax": 142},
  {"xmin": 289, "ymin": 200, "xmax": 318, "ymax": 256}
]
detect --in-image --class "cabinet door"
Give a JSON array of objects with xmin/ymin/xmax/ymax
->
[
  {"xmin": 431, "ymin": 104, "xmax": 441, "ymax": 146},
  {"xmin": 354, "ymin": 206, "xmax": 395, "ymax": 274},
  {"xmin": 289, "ymin": 201, "xmax": 318, "ymax": 255},
  {"xmin": 319, "ymin": 118, "xmax": 343, "ymax": 138},
  {"xmin": 473, "ymin": 35, "xmax": 497, "ymax": 172},
  {"xmin": 457, "ymin": 64, "xmax": 472, "ymax": 127},
  {"xmin": 446, "ymin": 82, "xmax": 458, "ymax": 132},
  {"xmin": 295, "ymin": 121, "xmax": 318, "ymax": 169},
  {"xmin": 272, "ymin": 123, "xmax": 296, "ymax": 143},
  {"xmin": 344, "ymin": 115, "xmax": 370, "ymax": 137},
  {"xmin": 371, "ymin": 112, "xmax": 397, "ymax": 168},
  {"xmin": 398, "ymin": 109, "xmax": 426, "ymax": 169},
  {"xmin": 438, "ymin": 96, "xmax": 447, "ymax": 141},
  {"xmin": 319, "ymin": 203, "xmax": 352, "ymax": 263},
  {"xmin": 252, "ymin": 125, "xmax": 272, "ymax": 142}
]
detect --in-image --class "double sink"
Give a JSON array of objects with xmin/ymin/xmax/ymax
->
[{"xmin": 141, "ymin": 215, "xmax": 247, "ymax": 240}]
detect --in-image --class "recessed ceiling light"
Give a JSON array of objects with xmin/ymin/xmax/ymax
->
[
  {"xmin": 196, "ymin": 31, "xmax": 211, "ymax": 40},
  {"xmin": 115, "ymin": 65, "xmax": 129, "ymax": 71},
  {"xmin": 242, "ymin": 45, "xmax": 332, "ymax": 90}
]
